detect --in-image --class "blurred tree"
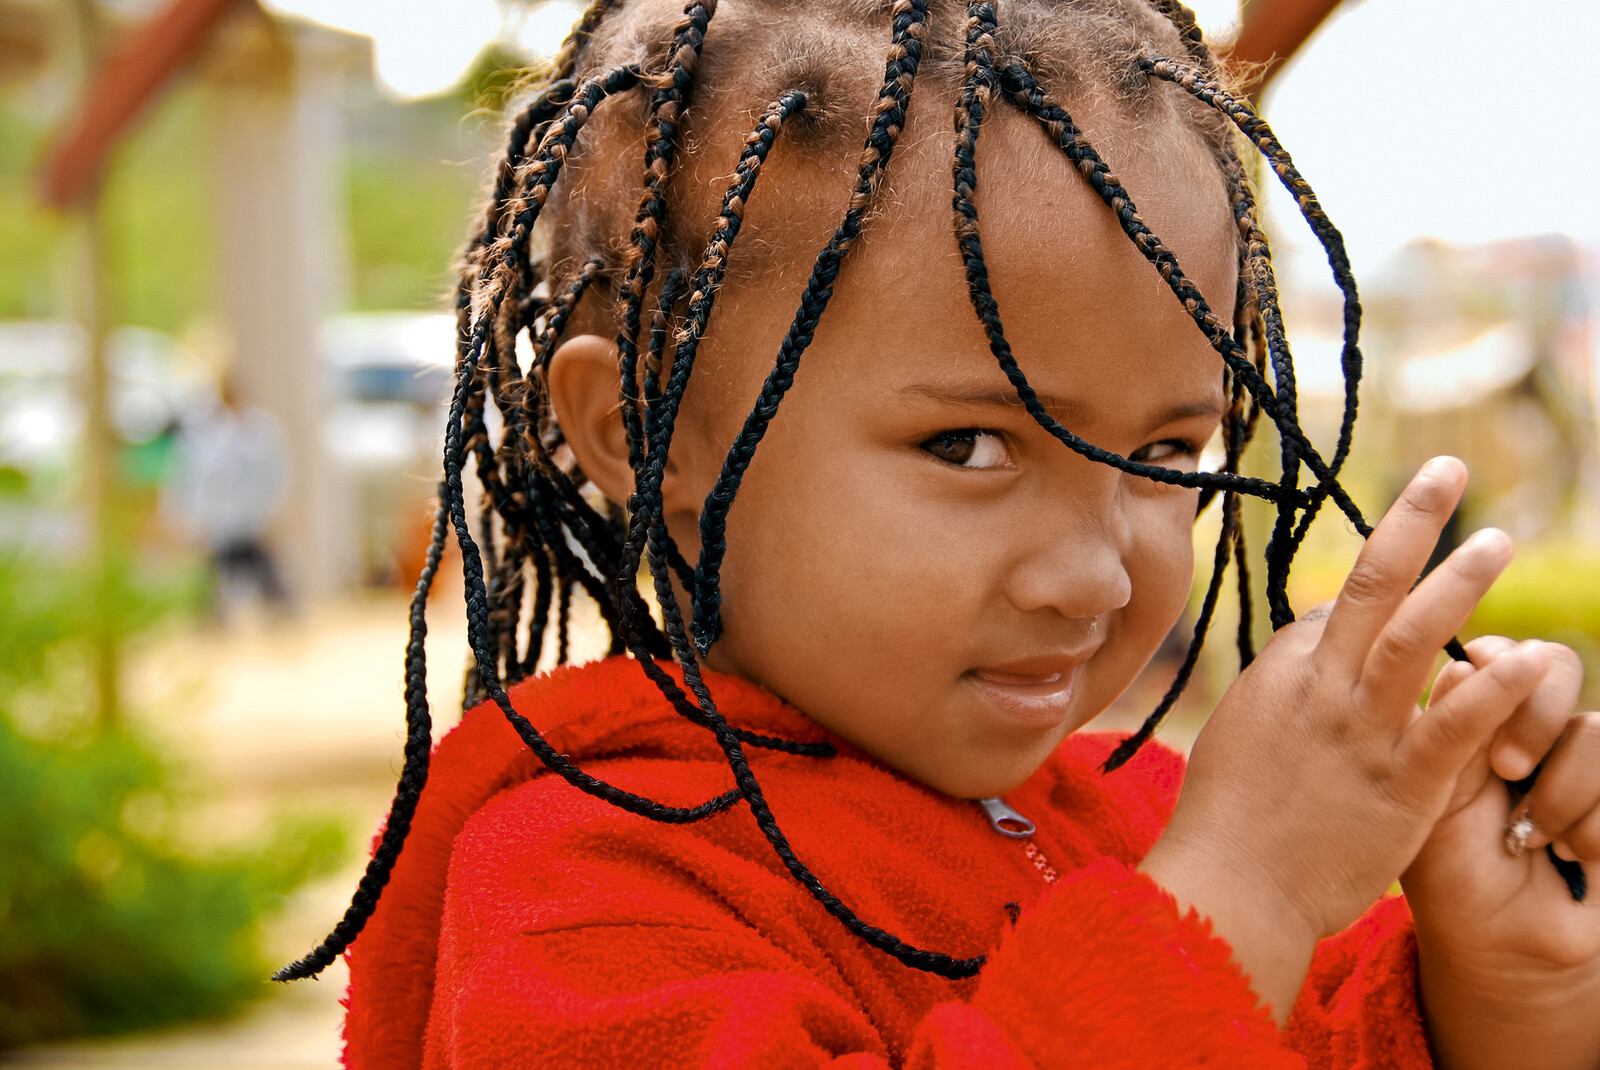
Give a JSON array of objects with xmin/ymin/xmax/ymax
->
[{"xmin": 0, "ymin": 551, "xmax": 344, "ymax": 1047}]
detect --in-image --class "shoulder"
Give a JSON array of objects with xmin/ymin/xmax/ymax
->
[
  {"xmin": 1008, "ymin": 731, "xmax": 1187, "ymax": 865},
  {"xmin": 1059, "ymin": 731, "xmax": 1188, "ymax": 810}
]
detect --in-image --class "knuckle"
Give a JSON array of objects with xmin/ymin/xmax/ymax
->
[
  {"xmin": 1396, "ymin": 485, "xmax": 1440, "ymax": 516},
  {"xmin": 1339, "ymin": 564, "xmax": 1391, "ymax": 606},
  {"xmin": 1548, "ymin": 643, "xmax": 1584, "ymax": 675},
  {"xmin": 1441, "ymin": 544, "xmax": 1499, "ymax": 586},
  {"xmin": 1428, "ymin": 710, "xmax": 1474, "ymax": 753},
  {"xmin": 1371, "ymin": 620, "xmax": 1427, "ymax": 673},
  {"xmin": 1299, "ymin": 600, "xmax": 1336, "ymax": 625},
  {"xmin": 1427, "ymin": 663, "xmax": 1472, "ymax": 707},
  {"xmin": 1482, "ymin": 657, "xmax": 1532, "ymax": 700},
  {"xmin": 1464, "ymin": 634, "xmax": 1516, "ymax": 664},
  {"xmin": 1269, "ymin": 617, "xmax": 1323, "ymax": 656}
]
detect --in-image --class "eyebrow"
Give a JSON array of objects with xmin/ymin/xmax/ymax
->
[{"xmin": 898, "ymin": 382, "xmax": 1226, "ymax": 427}]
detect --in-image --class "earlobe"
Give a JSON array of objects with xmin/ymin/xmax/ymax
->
[{"xmin": 546, "ymin": 333, "xmax": 635, "ymax": 504}]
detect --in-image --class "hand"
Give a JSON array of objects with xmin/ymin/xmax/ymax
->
[
  {"xmin": 1141, "ymin": 457, "xmax": 1549, "ymax": 1021},
  {"xmin": 1403, "ymin": 638, "xmax": 1600, "ymax": 1070}
]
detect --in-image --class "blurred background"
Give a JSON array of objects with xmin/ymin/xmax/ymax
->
[{"xmin": 0, "ymin": 0, "xmax": 1595, "ymax": 1064}]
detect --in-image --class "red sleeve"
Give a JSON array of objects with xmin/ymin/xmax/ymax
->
[
  {"xmin": 420, "ymin": 803, "xmax": 1305, "ymax": 1070},
  {"xmin": 1286, "ymin": 896, "xmax": 1435, "ymax": 1070}
]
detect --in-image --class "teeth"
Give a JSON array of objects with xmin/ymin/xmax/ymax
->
[{"xmin": 978, "ymin": 671, "xmax": 1062, "ymax": 685}]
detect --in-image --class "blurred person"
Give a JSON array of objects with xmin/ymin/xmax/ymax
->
[
  {"xmin": 162, "ymin": 376, "xmax": 291, "ymax": 618},
  {"xmin": 270, "ymin": 3, "xmax": 1600, "ymax": 1068}
]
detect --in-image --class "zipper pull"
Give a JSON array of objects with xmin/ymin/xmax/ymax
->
[{"xmin": 976, "ymin": 797, "xmax": 1035, "ymax": 839}]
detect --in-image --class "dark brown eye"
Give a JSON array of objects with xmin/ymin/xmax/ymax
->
[
  {"xmin": 923, "ymin": 430, "xmax": 977, "ymax": 465},
  {"xmin": 920, "ymin": 429, "xmax": 1011, "ymax": 469},
  {"xmin": 1129, "ymin": 439, "xmax": 1198, "ymax": 466}
]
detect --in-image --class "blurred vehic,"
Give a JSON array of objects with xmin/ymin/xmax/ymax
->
[
  {"xmin": 0, "ymin": 312, "xmax": 455, "ymax": 585},
  {"xmin": 320, "ymin": 310, "xmax": 454, "ymax": 586}
]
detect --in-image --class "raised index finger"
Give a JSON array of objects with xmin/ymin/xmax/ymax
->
[{"xmin": 1317, "ymin": 457, "xmax": 1468, "ymax": 671}]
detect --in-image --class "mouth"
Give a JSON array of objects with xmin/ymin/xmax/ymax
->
[{"xmin": 963, "ymin": 657, "xmax": 1090, "ymax": 729}]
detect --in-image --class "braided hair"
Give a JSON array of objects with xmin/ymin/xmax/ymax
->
[{"xmin": 277, "ymin": 0, "xmax": 1477, "ymax": 984}]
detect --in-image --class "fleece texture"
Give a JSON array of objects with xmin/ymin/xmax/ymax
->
[{"xmin": 342, "ymin": 657, "xmax": 1433, "ymax": 1069}]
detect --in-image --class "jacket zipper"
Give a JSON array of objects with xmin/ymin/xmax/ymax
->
[{"xmin": 976, "ymin": 797, "xmax": 1059, "ymax": 885}]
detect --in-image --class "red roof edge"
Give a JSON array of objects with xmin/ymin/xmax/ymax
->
[
  {"xmin": 1224, "ymin": 0, "xmax": 1345, "ymax": 96},
  {"xmin": 38, "ymin": 0, "xmax": 247, "ymax": 208}
]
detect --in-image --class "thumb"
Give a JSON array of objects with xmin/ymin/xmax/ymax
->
[{"xmin": 1401, "ymin": 640, "xmax": 1550, "ymax": 784}]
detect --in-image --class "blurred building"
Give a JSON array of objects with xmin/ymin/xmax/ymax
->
[
  {"xmin": 1370, "ymin": 235, "xmax": 1596, "ymax": 542},
  {"xmin": 1282, "ymin": 233, "xmax": 1598, "ymax": 545},
  {"xmin": 5, "ymin": 0, "xmax": 485, "ymax": 595}
]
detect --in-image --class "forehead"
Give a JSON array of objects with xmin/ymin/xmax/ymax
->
[{"xmin": 688, "ymin": 89, "xmax": 1238, "ymax": 429}]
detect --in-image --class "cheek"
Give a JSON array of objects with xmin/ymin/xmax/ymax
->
[
  {"xmin": 1127, "ymin": 495, "xmax": 1201, "ymax": 635},
  {"xmin": 705, "ymin": 439, "xmax": 972, "ymax": 703},
  {"xmin": 721, "ymin": 463, "xmax": 949, "ymax": 638}
]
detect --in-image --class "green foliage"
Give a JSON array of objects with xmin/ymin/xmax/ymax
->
[
  {"xmin": 0, "ymin": 556, "xmax": 344, "ymax": 1048},
  {"xmin": 0, "ymin": 86, "xmax": 213, "ymax": 332},
  {"xmin": 346, "ymin": 147, "xmax": 478, "ymax": 312},
  {"xmin": 1467, "ymin": 544, "xmax": 1600, "ymax": 706},
  {"xmin": 460, "ymin": 43, "xmax": 546, "ymax": 115},
  {"xmin": 0, "ymin": 110, "xmax": 62, "ymax": 321},
  {"xmin": 3, "ymin": 80, "xmax": 478, "ymax": 330},
  {"xmin": 97, "ymin": 89, "xmax": 215, "ymax": 334},
  {"xmin": 1468, "ymin": 544, "xmax": 1600, "ymax": 637}
]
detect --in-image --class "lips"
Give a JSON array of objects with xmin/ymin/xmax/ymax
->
[{"xmin": 964, "ymin": 654, "xmax": 1095, "ymax": 729}]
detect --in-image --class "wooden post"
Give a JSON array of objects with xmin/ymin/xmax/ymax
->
[
  {"xmin": 69, "ymin": 0, "xmax": 121, "ymax": 727},
  {"xmin": 205, "ymin": 12, "xmax": 348, "ymax": 599}
]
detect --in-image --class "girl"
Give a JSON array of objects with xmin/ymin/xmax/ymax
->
[{"xmin": 288, "ymin": 1, "xmax": 1600, "ymax": 1066}]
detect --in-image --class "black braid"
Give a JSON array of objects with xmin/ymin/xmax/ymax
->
[
  {"xmin": 642, "ymin": 0, "xmax": 990, "ymax": 979},
  {"xmin": 953, "ymin": 9, "xmax": 1289, "ymax": 514},
  {"xmin": 953, "ymin": 0, "xmax": 1248, "ymax": 777},
  {"xmin": 618, "ymin": 90, "xmax": 838, "ymax": 758},
  {"xmin": 616, "ymin": 2, "xmax": 714, "ymax": 477},
  {"xmin": 279, "ymin": 47, "xmax": 741, "ymax": 984},
  {"xmin": 688, "ymin": 0, "xmax": 926, "ymax": 653},
  {"xmin": 1103, "ymin": 489, "xmax": 1239, "ymax": 772},
  {"xmin": 271, "ymin": 493, "xmax": 451, "ymax": 981}
]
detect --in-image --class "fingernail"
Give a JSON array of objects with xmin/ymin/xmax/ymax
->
[
  {"xmin": 1518, "ymin": 639, "xmax": 1550, "ymax": 668},
  {"xmin": 1505, "ymin": 814, "xmax": 1536, "ymax": 857},
  {"xmin": 1418, "ymin": 456, "xmax": 1463, "ymax": 485},
  {"xmin": 1458, "ymin": 529, "xmax": 1514, "ymax": 573},
  {"xmin": 1462, "ymin": 527, "xmax": 1512, "ymax": 557}
]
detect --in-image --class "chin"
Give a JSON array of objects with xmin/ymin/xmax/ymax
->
[{"xmin": 913, "ymin": 748, "xmax": 1056, "ymax": 800}]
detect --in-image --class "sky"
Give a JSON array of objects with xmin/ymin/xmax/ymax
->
[
  {"xmin": 259, "ymin": 0, "xmax": 1600, "ymax": 278},
  {"xmin": 259, "ymin": 0, "xmax": 582, "ymax": 99}
]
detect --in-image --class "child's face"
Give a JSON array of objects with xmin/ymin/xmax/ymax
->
[{"xmin": 556, "ymin": 104, "xmax": 1238, "ymax": 798}]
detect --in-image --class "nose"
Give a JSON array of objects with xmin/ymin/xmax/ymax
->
[{"xmin": 1003, "ymin": 488, "xmax": 1132, "ymax": 620}]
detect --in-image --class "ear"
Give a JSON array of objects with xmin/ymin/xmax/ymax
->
[{"xmin": 546, "ymin": 333, "xmax": 635, "ymax": 504}]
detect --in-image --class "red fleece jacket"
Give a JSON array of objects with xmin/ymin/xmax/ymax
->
[{"xmin": 343, "ymin": 657, "xmax": 1434, "ymax": 1069}]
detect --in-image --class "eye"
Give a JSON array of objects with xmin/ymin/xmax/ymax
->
[
  {"xmin": 1129, "ymin": 439, "xmax": 1202, "ymax": 468},
  {"xmin": 921, "ymin": 429, "xmax": 1013, "ymax": 469}
]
